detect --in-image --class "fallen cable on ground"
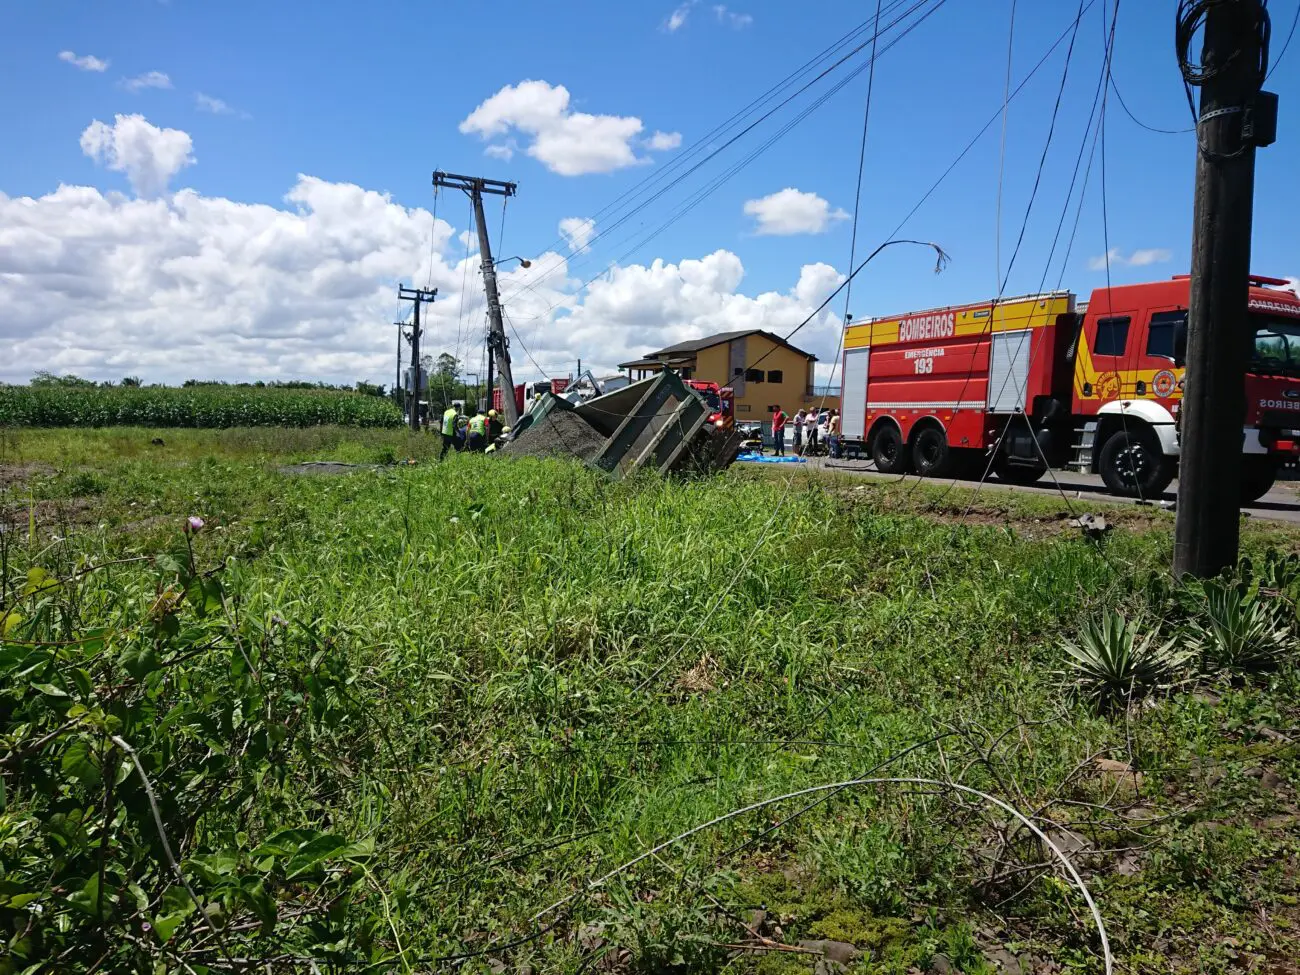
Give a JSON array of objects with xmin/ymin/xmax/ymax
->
[{"xmin": 531, "ymin": 776, "xmax": 1113, "ymax": 975}]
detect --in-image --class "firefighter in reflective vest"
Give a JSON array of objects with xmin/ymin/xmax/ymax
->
[
  {"xmin": 440, "ymin": 405, "xmax": 460, "ymax": 460},
  {"xmin": 467, "ymin": 410, "xmax": 489, "ymax": 452}
]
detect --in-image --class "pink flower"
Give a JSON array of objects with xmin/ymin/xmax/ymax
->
[{"xmin": 186, "ymin": 516, "xmax": 204, "ymax": 533}]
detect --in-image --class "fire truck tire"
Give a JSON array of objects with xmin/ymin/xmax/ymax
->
[
  {"xmin": 1098, "ymin": 427, "xmax": 1175, "ymax": 498},
  {"xmin": 911, "ymin": 426, "xmax": 952, "ymax": 477},
  {"xmin": 1240, "ymin": 460, "xmax": 1278, "ymax": 504},
  {"xmin": 870, "ymin": 425, "xmax": 909, "ymax": 474},
  {"xmin": 993, "ymin": 458, "xmax": 1047, "ymax": 485}
]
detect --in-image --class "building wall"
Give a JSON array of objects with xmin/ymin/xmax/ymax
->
[{"xmin": 690, "ymin": 336, "xmax": 839, "ymax": 425}]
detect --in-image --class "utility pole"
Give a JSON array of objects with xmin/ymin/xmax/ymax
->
[
  {"xmin": 1174, "ymin": 0, "xmax": 1277, "ymax": 578},
  {"xmin": 432, "ymin": 171, "xmax": 521, "ymax": 427},
  {"xmin": 397, "ymin": 285, "xmax": 437, "ymax": 432}
]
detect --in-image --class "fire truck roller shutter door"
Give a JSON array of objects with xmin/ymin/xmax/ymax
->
[
  {"xmin": 988, "ymin": 329, "xmax": 1032, "ymax": 413},
  {"xmin": 841, "ymin": 347, "xmax": 870, "ymax": 440}
]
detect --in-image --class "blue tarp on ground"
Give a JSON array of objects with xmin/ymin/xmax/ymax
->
[{"xmin": 735, "ymin": 452, "xmax": 807, "ymax": 464}]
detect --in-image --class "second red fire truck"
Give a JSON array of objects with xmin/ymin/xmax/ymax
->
[{"xmin": 840, "ymin": 274, "xmax": 1300, "ymax": 502}]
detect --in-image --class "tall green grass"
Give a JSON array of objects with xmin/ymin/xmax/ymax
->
[
  {"xmin": 2, "ymin": 443, "xmax": 1299, "ymax": 973},
  {"xmin": 0, "ymin": 384, "xmax": 401, "ymax": 428}
]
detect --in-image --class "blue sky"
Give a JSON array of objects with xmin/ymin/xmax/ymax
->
[{"xmin": 2, "ymin": 0, "xmax": 1297, "ymax": 386}]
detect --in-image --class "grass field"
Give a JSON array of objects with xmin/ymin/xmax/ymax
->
[{"xmin": 3, "ymin": 427, "xmax": 1300, "ymax": 974}]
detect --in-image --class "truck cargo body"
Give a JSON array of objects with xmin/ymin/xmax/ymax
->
[{"xmin": 840, "ymin": 276, "xmax": 1300, "ymax": 501}]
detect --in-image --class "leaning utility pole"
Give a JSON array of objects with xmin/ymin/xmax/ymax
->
[
  {"xmin": 432, "ymin": 171, "xmax": 521, "ymax": 427},
  {"xmin": 397, "ymin": 285, "xmax": 437, "ymax": 432},
  {"xmin": 1174, "ymin": 0, "xmax": 1277, "ymax": 578}
]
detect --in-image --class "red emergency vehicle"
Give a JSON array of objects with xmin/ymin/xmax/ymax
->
[
  {"xmin": 840, "ymin": 275, "xmax": 1300, "ymax": 502},
  {"xmin": 685, "ymin": 380, "xmax": 735, "ymax": 430}
]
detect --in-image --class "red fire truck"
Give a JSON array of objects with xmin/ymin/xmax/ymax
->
[
  {"xmin": 840, "ymin": 275, "xmax": 1300, "ymax": 502},
  {"xmin": 686, "ymin": 380, "xmax": 735, "ymax": 430}
]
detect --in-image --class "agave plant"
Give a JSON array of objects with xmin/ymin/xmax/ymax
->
[
  {"xmin": 1185, "ymin": 578, "xmax": 1293, "ymax": 678},
  {"xmin": 1063, "ymin": 611, "xmax": 1180, "ymax": 710}
]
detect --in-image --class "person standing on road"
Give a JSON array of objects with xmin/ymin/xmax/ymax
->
[
  {"xmin": 828, "ymin": 409, "xmax": 842, "ymax": 459},
  {"xmin": 771, "ymin": 407, "xmax": 788, "ymax": 456},
  {"xmin": 467, "ymin": 410, "xmax": 488, "ymax": 452},
  {"xmin": 440, "ymin": 404, "xmax": 460, "ymax": 460},
  {"xmin": 804, "ymin": 407, "xmax": 819, "ymax": 454},
  {"xmin": 792, "ymin": 408, "xmax": 806, "ymax": 455}
]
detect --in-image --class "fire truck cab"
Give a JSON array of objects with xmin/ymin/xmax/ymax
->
[
  {"xmin": 686, "ymin": 380, "xmax": 735, "ymax": 430},
  {"xmin": 840, "ymin": 274, "xmax": 1300, "ymax": 502}
]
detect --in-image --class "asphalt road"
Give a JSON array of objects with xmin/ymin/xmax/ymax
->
[{"xmin": 802, "ymin": 458, "xmax": 1300, "ymax": 525}]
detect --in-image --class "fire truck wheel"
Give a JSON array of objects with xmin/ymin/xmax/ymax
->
[
  {"xmin": 1240, "ymin": 460, "xmax": 1278, "ymax": 504},
  {"xmin": 870, "ymin": 424, "xmax": 909, "ymax": 474},
  {"xmin": 993, "ymin": 458, "xmax": 1047, "ymax": 485},
  {"xmin": 911, "ymin": 426, "xmax": 951, "ymax": 477},
  {"xmin": 1098, "ymin": 427, "xmax": 1175, "ymax": 498}
]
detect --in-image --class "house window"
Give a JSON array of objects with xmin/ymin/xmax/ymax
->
[
  {"xmin": 733, "ymin": 367, "xmax": 744, "ymax": 378},
  {"xmin": 737, "ymin": 404, "xmax": 751, "ymax": 413},
  {"xmin": 1093, "ymin": 317, "xmax": 1130, "ymax": 356},
  {"xmin": 767, "ymin": 369, "xmax": 784, "ymax": 383},
  {"xmin": 745, "ymin": 368, "xmax": 765, "ymax": 383}
]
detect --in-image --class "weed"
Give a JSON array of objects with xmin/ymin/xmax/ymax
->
[{"xmin": 1062, "ymin": 611, "xmax": 1181, "ymax": 710}]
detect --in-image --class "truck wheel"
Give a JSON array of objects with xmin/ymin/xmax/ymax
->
[
  {"xmin": 911, "ymin": 426, "xmax": 951, "ymax": 477},
  {"xmin": 1241, "ymin": 459, "xmax": 1278, "ymax": 504},
  {"xmin": 871, "ymin": 425, "xmax": 909, "ymax": 474},
  {"xmin": 994, "ymin": 457, "xmax": 1048, "ymax": 485},
  {"xmin": 1098, "ymin": 427, "xmax": 1174, "ymax": 498}
]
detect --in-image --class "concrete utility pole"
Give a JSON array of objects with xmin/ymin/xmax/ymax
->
[
  {"xmin": 1174, "ymin": 0, "xmax": 1276, "ymax": 578},
  {"xmin": 432, "ymin": 171, "xmax": 521, "ymax": 428},
  {"xmin": 397, "ymin": 285, "xmax": 437, "ymax": 432}
]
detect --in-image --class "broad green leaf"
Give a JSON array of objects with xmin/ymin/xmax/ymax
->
[
  {"xmin": 285, "ymin": 832, "xmax": 349, "ymax": 879},
  {"xmin": 120, "ymin": 644, "xmax": 160, "ymax": 680},
  {"xmin": 31, "ymin": 682, "xmax": 68, "ymax": 698},
  {"xmin": 152, "ymin": 911, "xmax": 188, "ymax": 944},
  {"xmin": 61, "ymin": 738, "xmax": 102, "ymax": 788},
  {"xmin": 66, "ymin": 874, "xmax": 105, "ymax": 917}
]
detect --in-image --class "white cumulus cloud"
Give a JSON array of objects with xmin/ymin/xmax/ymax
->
[
  {"xmin": 1087, "ymin": 247, "xmax": 1173, "ymax": 271},
  {"xmin": 665, "ymin": 2, "xmax": 694, "ymax": 31},
  {"xmin": 195, "ymin": 92, "xmax": 247, "ymax": 118},
  {"xmin": 713, "ymin": 5, "xmax": 753, "ymax": 27},
  {"xmin": 645, "ymin": 130, "xmax": 682, "ymax": 151},
  {"xmin": 743, "ymin": 188, "xmax": 849, "ymax": 236},
  {"xmin": 79, "ymin": 114, "xmax": 195, "ymax": 198},
  {"xmin": 3, "ymin": 121, "xmax": 853, "ymax": 390},
  {"xmin": 59, "ymin": 51, "xmax": 109, "ymax": 72},
  {"xmin": 122, "ymin": 70, "xmax": 173, "ymax": 93},
  {"xmin": 558, "ymin": 217, "xmax": 597, "ymax": 253},
  {"xmin": 460, "ymin": 80, "xmax": 672, "ymax": 176}
]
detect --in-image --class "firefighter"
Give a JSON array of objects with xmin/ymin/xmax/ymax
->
[
  {"xmin": 439, "ymin": 404, "xmax": 460, "ymax": 460},
  {"xmin": 466, "ymin": 409, "xmax": 488, "ymax": 452},
  {"xmin": 486, "ymin": 408, "xmax": 502, "ymax": 442}
]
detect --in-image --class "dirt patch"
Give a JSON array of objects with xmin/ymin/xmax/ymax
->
[
  {"xmin": 501, "ymin": 411, "xmax": 606, "ymax": 463},
  {"xmin": 0, "ymin": 463, "xmax": 52, "ymax": 490},
  {"xmin": 0, "ymin": 497, "xmax": 96, "ymax": 534}
]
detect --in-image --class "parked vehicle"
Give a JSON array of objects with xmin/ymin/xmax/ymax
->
[
  {"xmin": 685, "ymin": 380, "xmax": 735, "ymax": 431},
  {"xmin": 839, "ymin": 274, "xmax": 1300, "ymax": 501}
]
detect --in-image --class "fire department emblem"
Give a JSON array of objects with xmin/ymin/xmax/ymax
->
[
  {"xmin": 1096, "ymin": 372, "xmax": 1122, "ymax": 400},
  {"xmin": 1153, "ymin": 370, "xmax": 1177, "ymax": 398}
]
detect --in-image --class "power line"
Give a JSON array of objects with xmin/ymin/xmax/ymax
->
[
  {"xmin": 840, "ymin": 0, "xmax": 884, "ymax": 325},
  {"xmin": 504, "ymin": 0, "xmax": 952, "ymax": 333},
  {"xmin": 499, "ymin": 0, "xmax": 925, "ymax": 287},
  {"xmin": 498, "ymin": 0, "xmax": 945, "ymax": 313}
]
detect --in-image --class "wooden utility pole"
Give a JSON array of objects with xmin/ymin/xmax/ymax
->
[
  {"xmin": 432, "ymin": 171, "xmax": 521, "ymax": 427},
  {"xmin": 397, "ymin": 285, "xmax": 437, "ymax": 432},
  {"xmin": 1174, "ymin": 0, "xmax": 1276, "ymax": 578}
]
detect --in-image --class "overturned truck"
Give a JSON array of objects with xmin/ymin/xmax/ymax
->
[{"xmin": 500, "ymin": 370, "xmax": 743, "ymax": 477}]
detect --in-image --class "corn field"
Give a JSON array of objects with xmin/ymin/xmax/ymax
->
[{"xmin": 0, "ymin": 384, "xmax": 402, "ymax": 428}]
